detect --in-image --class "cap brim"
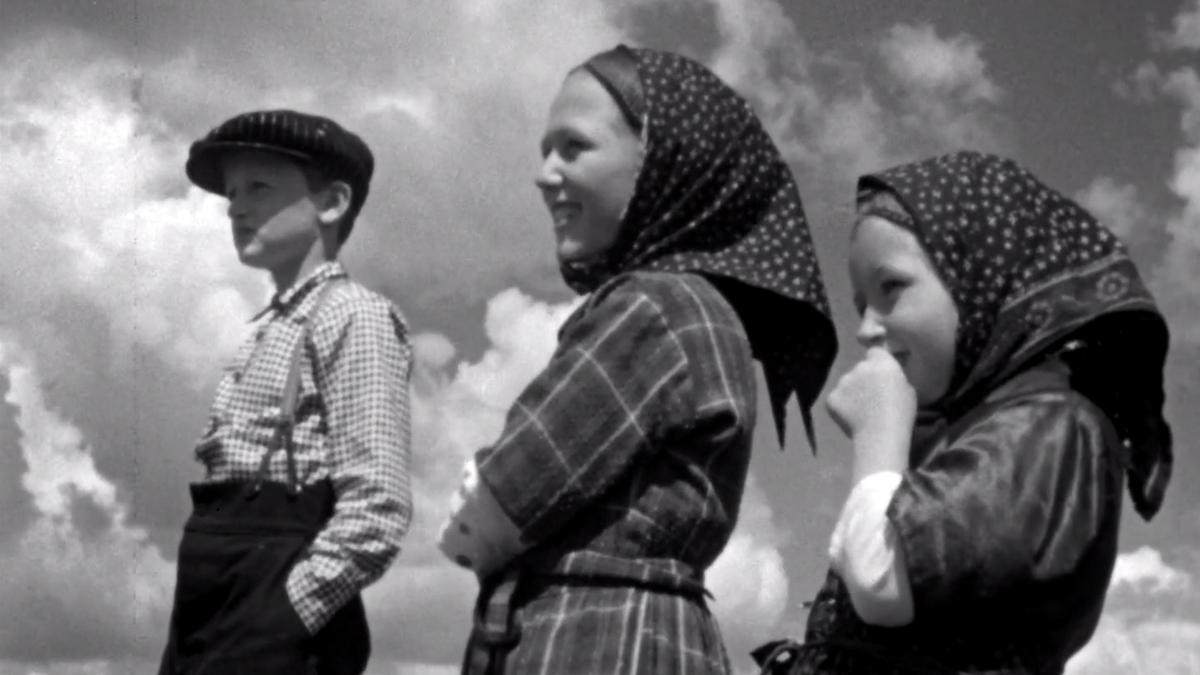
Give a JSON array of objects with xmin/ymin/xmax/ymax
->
[{"xmin": 185, "ymin": 141, "xmax": 317, "ymax": 195}]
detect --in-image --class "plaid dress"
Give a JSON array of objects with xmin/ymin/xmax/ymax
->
[
  {"xmin": 453, "ymin": 45, "xmax": 836, "ymax": 675},
  {"xmin": 194, "ymin": 260, "xmax": 413, "ymax": 632},
  {"xmin": 473, "ymin": 271, "xmax": 757, "ymax": 674}
]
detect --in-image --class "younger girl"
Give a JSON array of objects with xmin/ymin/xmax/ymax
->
[{"xmin": 756, "ymin": 150, "xmax": 1172, "ymax": 674}]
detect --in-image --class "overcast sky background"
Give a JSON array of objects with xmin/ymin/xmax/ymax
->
[{"xmin": 1, "ymin": 1, "xmax": 1199, "ymax": 673}]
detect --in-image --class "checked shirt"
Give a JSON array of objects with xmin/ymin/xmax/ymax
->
[{"xmin": 194, "ymin": 260, "xmax": 412, "ymax": 633}]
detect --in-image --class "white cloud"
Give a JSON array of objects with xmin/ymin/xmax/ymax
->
[
  {"xmin": 1062, "ymin": 11, "xmax": 1200, "ymax": 667},
  {"xmin": 1120, "ymin": 7, "xmax": 1200, "ymax": 346},
  {"xmin": 361, "ymin": 662, "xmax": 460, "ymax": 675},
  {"xmin": 705, "ymin": 0, "xmax": 818, "ymax": 135},
  {"xmin": 411, "ymin": 332, "xmax": 457, "ymax": 371},
  {"xmin": 1159, "ymin": 0, "xmax": 1200, "ymax": 51},
  {"xmin": 0, "ymin": 32, "xmax": 265, "ymax": 388},
  {"xmin": 380, "ymin": 664, "xmax": 461, "ymax": 675},
  {"xmin": 705, "ymin": 0, "xmax": 892, "ymax": 176},
  {"xmin": 880, "ymin": 23, "xmax": 1001, "ymax": 105},
  {"xmin": 1109, "ymin": 546, "xmax": 1192, "ymax": 595},
  {"xmin": 1075, "ymin": 177, "xmax": 1148, "ymax": 239},
  {"xmin": 1067, "ymin": 615, "xmax": 1200, "ymax": 674},
  {"xmin": 362, "ymin": 289, "xmax": 579, "ymax": 662},
  {"xmin": 0, "ymin": 337, "xmax": 174, "ymax": 660},
  {"xmin": 1163, "ymin": 67, "xmax": 1200, "ymax": 137},
  {"xmin": 1147, "ymin": 65, "xmax": 1200, "ymax": 343},
  {"xmin": 1065, "ymin": 546, "xmax": 1200, "ymax": 673},
  {"xmin": 708, "ymin": 473, "xmax": 790, "ymax": 665},
  {"xmin": 1114, "ymin": 61, "xmax": 1165, "ymax": 102},
  {"xmin": 875, "ymin": 23, "xmax": 1005, "ymax": 153},
  {"xmin": 362, "ymin": 91, "xmax": 439, "ymax": 128},
  {"xmin": 0, "ymin": 662, "xmax": 141, "ymax": 675},
  {"xmin": 676, "ymin": 7, "xmax": 1008, "ymax": 184},
  {"xmin": 808, "ymin": 88, "xmax": 892, "ymax": 178}
]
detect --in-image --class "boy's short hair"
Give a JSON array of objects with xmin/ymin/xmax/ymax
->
[{"xmin": 186, "ymin": 109, "xmax": 374, "ymax": 243}]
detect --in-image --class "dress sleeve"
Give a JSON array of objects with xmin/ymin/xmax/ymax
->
[
  {"xmin": 829, "ymin": 471, "xmax": 914, "ymax": 626},
  {"xmin": 473, "ymin": 276, "xmax": 693, "ymax": 546},
  {"xmin": 886, "ymin": 392, "xmax": 1123, "ymax": 619}
]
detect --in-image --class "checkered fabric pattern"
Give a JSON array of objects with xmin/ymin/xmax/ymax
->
[
  {"xmin": 496, "ymin": 578, "xmax": 733, "ymax": 674},
  {"xmin": 194, "ymin": 260, "xmax": 412, "ymax": 633},
  {"xmin": 472, "ymin": 270, "xmax": 757, "ymax": 673}
]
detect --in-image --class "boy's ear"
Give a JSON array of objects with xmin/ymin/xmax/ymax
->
[{"xmin": 316, "ymin": 180, "xmax": 352, "ymax": 230}]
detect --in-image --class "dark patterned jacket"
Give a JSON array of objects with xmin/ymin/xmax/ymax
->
[{"xmin": 757, "ymin": 355, "xmax": 1124, "ymax": 675}]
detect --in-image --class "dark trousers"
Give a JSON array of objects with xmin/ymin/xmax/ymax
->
[{"xmin": 159, "ymin": 480, "xmax": 369, "ymax": 675}]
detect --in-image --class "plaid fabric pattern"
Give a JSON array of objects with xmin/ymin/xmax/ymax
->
[
  {"xmin": 502, "ymin": 579, "xmax": 731, "ymax": 675},
  {"xmin": 194, "ymin": 260, "xmax": 412, "ymax": 632},
  {"xmin": 473, "ymin": 271, "xmax": 756, "ymax": 673}
]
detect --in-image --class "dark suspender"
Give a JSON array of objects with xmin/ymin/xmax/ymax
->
[{"xmin": 249, "ymin": 280, "xmax": 342, "ymax": 499}]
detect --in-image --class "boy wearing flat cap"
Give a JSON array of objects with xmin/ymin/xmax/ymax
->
[{"xmin": 159, "ymin": 110, "xmax": 411, "ymax": 675}]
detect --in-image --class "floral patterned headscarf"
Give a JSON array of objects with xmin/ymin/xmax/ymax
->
[
  {"xmin": 858, "ymin": 150, "xmax": 1171, "ymax": 519},
  {"xmin": 560, "ymin": 45, "xmax": 837, "ymax": 447}
]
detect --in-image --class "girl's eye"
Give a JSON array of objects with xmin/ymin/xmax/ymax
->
[
  {"xmin": 540, "ymin": 137, "xmax": 587, "ymax": 160},
  {"xmin": 880, "ymin": 278, "xmax": 905, "ymax": 295}
]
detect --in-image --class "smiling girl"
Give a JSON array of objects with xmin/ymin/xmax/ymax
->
[
  {"xmin": 756, "ymin": 151, "xmax": 1173, "ymax": 675},
  {"xmin": 437, "ymin": 45, "xmax": 837, "ymax": 674}
]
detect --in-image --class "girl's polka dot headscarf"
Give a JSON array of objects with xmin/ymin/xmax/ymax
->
[
  {"xmin": 562, "ymin": 45, "xmax": 837, "ymax": 447},
  {"xmin": 859, "ymin": 150, "xmax": 1172, "ymax": 519}
]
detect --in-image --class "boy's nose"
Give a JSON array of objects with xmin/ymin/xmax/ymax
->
[{"xmin": 226, "ymin": 196, "xmax": 247, "ymax": 220}]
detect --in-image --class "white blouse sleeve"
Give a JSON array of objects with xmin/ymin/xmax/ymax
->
[
  {"xmin": 829, "ymin": 470, "xmax": 915, "ymax": 626},
  {"xmin": 437, "ymin": 457, "xmax": 526, "ymax": 578}
]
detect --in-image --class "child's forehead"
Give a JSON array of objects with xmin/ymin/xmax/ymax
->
[
  {"xmin": 852, "ymin": 213, "xmax": 923, "ymax": 251},
  {"xmin": 849, "ymin": 215, "xmax": 941, "ymax": 273},
  {"xmin": 547, "ymin": 71, "xmax": 628, "ymax": 132}
]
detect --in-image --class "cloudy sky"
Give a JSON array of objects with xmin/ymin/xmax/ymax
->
[{"xmin": 1, "ymin": 1, "xmax": 1198, "ymax": 673}]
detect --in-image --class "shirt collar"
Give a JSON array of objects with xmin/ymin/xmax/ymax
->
[{"xmin": 251, "ymin": 260, "xmax": 348, "ymax": 322}]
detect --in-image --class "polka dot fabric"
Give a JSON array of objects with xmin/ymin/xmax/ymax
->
[
  {"xmin": 562, "ymin": 46, "xmax": 837, "ymax": 446},
  {"xmin": 859, "ymin": 150, "xmax": 1172, "ymax": 519}
]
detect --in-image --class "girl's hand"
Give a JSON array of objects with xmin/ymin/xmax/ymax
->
[
  {"xmin": 826, "ymin": 346, "xmax": 917, "ymax": 445},
  {"xmin": 437, "ymin": 457, "xmax": 526, "ymax": 578}
]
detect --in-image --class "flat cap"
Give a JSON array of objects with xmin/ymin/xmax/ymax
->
[{"xmin": 186, "ymin": 109, "xmax": 374, "ymax": 221}]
